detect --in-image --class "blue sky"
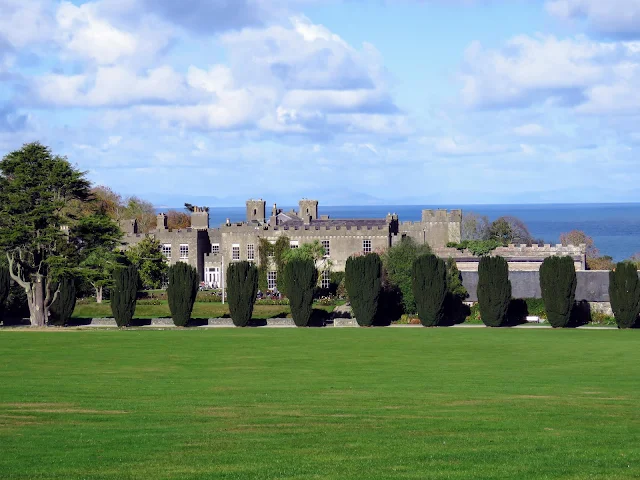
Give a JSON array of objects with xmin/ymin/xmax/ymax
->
[{"xmin": 1, "ymin": 0, "xmax": 639, "ymax": 206}]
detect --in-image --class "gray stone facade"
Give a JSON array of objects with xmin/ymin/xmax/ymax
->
[{"xmin": 121, "ymin": 199, "xmax": 587, "ymax": 291}]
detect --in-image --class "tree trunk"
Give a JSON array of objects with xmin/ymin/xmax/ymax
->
[
  {"xmin": 28, "ymin": 275, "xmax": 47, "ymax": 327},
  {"xmin": 96, "ymin": 286, "xmax": 103, "ymax": 304}
]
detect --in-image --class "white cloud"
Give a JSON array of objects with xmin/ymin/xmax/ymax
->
[
  {"xmin": 0, "ymin": 0, "xmax": 55, "ymax": 48},
  {"xmin": 513, "ymin": 123, "xmax": 548, "ymax": 136},
  {"xmin": 546, "ymin": 0, "xmax": 640, "ymax": 36}
]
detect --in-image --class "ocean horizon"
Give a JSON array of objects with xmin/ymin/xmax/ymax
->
[{"xmin": 156, "ymin": 203, "xmax": 640, "ymax": 262}]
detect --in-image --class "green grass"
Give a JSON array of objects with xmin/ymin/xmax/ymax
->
[
  {"xmin": 72, "ymin": 301, "xmax": 336, "ymax": 319},
  {"xmin": 0, "ymin": 329, "xmax": 638, "ymax": 479}
]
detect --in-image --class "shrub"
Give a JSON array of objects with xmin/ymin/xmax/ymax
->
[
  {"xmin": 167, "ymin": 262, "xmax": 199, "ymax": 327},
  {"xmin": 111, "ymin": 265, "xmax": 138, "ymax": 327},
  {"xmin": 539, "ymin": 256, "xmax": 577, "ymax": 328},
  {"xmin": 609, "ymin": 262, "xmax": 640, "ymax": 329},
  {"xmin": 283, "ymin": 258, "xmax": 317, "ymax": 327},
  {"xmin": 477, "ymin": 256, "xmax": 511, "ymax": 327},
  {"xmin": 412, "ymin": 254, "xmax": 447, "ymax": 327},
  {"xmin": 345, "ymin": 253, "xmax": 382, "ymax": 327},
  {"xmin": 226, "ymin": 261, "xmax": 258, "ymax": 327},
  {"xmin": 0, "ymin": 265, "xmax": 9, "ymax": 322},
  {"xmin": 49, "ymin": 277, "xmax": 76, "ymax": 326}
]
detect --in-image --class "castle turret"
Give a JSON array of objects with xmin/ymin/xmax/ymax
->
[
  {"xmin": 157, "ymin": 213, "xmax": 167, "ymax": 231},
  {"xmin": 246, "ymin": 199, "xmax": 266, "ymax": 223},
  {"xmin": 298, "ymin": 199, "xmax": 318, "ymax": 223},
  {"xmin": 191, "ymin": 206, "xmax": 209, "ymax": 230}
]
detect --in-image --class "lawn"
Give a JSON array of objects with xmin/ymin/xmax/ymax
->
[
  {"xmin": 0, "ymin": 329, "xmax": 638, "ymax": 479},
  {"xmin": 72, "ymin": 301, "xmax": 336, "ymax": 320}
]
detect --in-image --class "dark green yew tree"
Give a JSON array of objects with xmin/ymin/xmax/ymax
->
[
  {"xmin": 226, "ymin": 261, "xmax": 258, "ymax": 327},
  {"xmin": 345, "ymin": 253, "xmax": 382, "ymax": 327},
  {"xmin": 412, "ymin": 254, "xmax": 448, "ymax": 327},
  {"xmin": 609, "ymin": 262, "xmax": 640, "ymax": 329},
  {"xmin": 111, "ymin": 265, "xmax": 138, "ymax": 327},
  {"xmin": 167, "ymin": 262, "xmax": 199, "ymax": 327},
  {"xmin": 283, "ymin": 258, "xmax": 317, "ymax": 327},
  {"xmin": 477, "ymin": 256, "xmax": 511, "ymax": 327},
  {"xmin": 0, "ymin": 265, "xmax": 9, "ymax": 322},
  {"xmin": 49, "ymin": 277, "xmax": 76, "ymax": 326},
  {"xmin": 539, "ymin": 256, "xmax": 577, "ymax": 328}
]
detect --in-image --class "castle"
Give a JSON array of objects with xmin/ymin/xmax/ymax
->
[{"xmin": 121, "ymin": 199, "xmax": 587, "ymax": 289}]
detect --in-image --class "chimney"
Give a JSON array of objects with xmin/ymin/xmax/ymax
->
[{"xmin": 157, "ymin": 213, "xmax": 167, "ymax": 230}]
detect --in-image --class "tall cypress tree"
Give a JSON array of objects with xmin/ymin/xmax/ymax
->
[
  {"xmin": 609, "ymin": 262, "xmax": 640, "ymax": 329},
  {"xmin": 49, "ymin": 276, "xmax": 76, "ymax": 326},
  {"xmin": 111, "ymin": 265, "xmax": 138, "ymax": 328},
  {"xmin": 412, "ymin": 254, "xmax": 448, "ymax": 327},
  {"xmin": 477, "ymin": 256, "xmax": 511, "ymax": 327},
  {"xmin": 539, "ymin": 256, "xmax": 577, "ymax": 328},
  {"xmin": 0, "ymin": 265, "xmax": 9, "ymax": 323},
  {"xmin": 226, "ymin": 261, "xmax": 258, "ymax": 327},
  {"xmin": 283, "ymin": 258, "xmax": 317, "ymax": 327},
  {"xmin": 167, "ymin": 262, "xmax": 199, "ymax": 327},
  {"xmin": 345, "ymin": 253, "xmax": 382, "ymax": 327}
]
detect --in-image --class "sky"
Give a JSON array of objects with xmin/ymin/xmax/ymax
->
[{"xmin": 1, "ymin": 0, "xmax": 640, "ymax": 206}]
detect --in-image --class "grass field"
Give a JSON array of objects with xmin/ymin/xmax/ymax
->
[
  {"xmin": 0, "ymin": 329, "xmax": 638, "ymax": 479},
  {"xmin": 71, "ymin": 301, "xmax": 336, "ymax": 320}
]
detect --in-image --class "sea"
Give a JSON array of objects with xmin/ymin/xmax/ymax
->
[{"xmin": 160, "ymin": 203, "xmax": 640, "ymax": 262}]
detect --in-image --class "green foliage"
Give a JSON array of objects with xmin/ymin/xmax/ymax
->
[
  {"xmin": 111, "ymin": 265, "xmax": 138, "ymax": 327},
  {"xmin": 447, "ymin": 239, "xmax": 501, "ymax": 257},
  {"xmin": 49, "ymin": 277, "xmax": 77, "ymax": 326},
  {"xmin": 609, "ymin": 262, "xmax": 640, "ymax": 329},
  {"xmin": 345, "ymin": 253, "xmax": 382, "ymax": 326},
  {"xmin": 167, "ymin": 262, "xmax": 199, "ymax": 327},
  {"xmin": 477, "ymin": 256, "xmax": 511, "ymax": 327},
  {"xmin": 489, "ymin": 216, "xmax": 533, "ymax": 245},
  {"xmin": 0, "ymin": 142, "xmax": 91, "ymax": 325},
  {"xmin": 412, "ymin": 254, "xmax": 447, "ymax": 327},
  {"xmin": 283, "ymin": 258, "xmax": 317, "ymax": 327},
  {"xmin": 446, "ymin": 258, "xmax": 468, "ymax": 299},
  {"xmin": 0, "ymin": 265, "xmax": 9, "ymax": 322},
  {"xmin": 382, "ymin": 237, "xmax": 432, "ymax": 314},
  {"xmin": 226, "ymin": 261, "xmax": 258, "ymax": 327},
  {"xmin": 257, "ymin": 238, "xmax": 270, "ymax": 291},
  {"xmin": 539, "ymin": 256, "xmax": 577, "ymax": 328},
  {"xmin": 257, "ymin": 236, "xmax": 290, "ymax": 292},
  {"xmin": 273, "ymin": 236, "xmax": 290, "ymax": 292},
  {"xmin": 125, "ymin": 237, "xmax": 168, "ymax": 289}
]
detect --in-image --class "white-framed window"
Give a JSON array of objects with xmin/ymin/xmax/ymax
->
[
  {"xmin": 321, "ymin": 270, "xmax": 331, "ymax": 289},
  {"xmin": 322, "ymin": 240, "xmax": 330, "ymax": 257},
  {"xmin": 179, "ymin": 244, "xmax": 189, "ymax": 259},
  {"xmin": 211, "ymin": 243, "xmax": 220, "ymax": 254},
  {"xmin": 268, "ymin": 240, "xmax": 275, "ymax": 257},
  {"xmin": 267, "ymin": 271, "xmax": 277, "ymax": 290},
  {"xmin": 363, "ymin": 239, "xmax": 372, "ymax": 254},
  {"xmin": 247, "ymin": 244, "xmax": 255, "ymax": 261},
  {"xmin": 232, "ymin": 244, "xmax": 240, "ymax": 261},
  {"xmin": 161, "ymin": 244, "xmax": 171, "ymax": 259},
  {"xmin": 290, "ymin": 240, "xmax": 299, "ymax": 249}
]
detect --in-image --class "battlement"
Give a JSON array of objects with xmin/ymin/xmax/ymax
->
[{"xmin": 421, "ymin": 209, "xmax": 463, "ymax": 223}]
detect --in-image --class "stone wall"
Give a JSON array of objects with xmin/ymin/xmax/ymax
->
[{"xmin": 460, "ymin": 270, "xmax": 627, "ymax": 302}]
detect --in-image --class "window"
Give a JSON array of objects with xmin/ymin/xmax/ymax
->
[
  {"xmin": 179, "ymin": 244, "xmax": 189, "ymax": 259},
  {"xmin": 267, "ymin": 271, "xmax": 277, "ymax": 290},
  {"xmin": 161, "ymin": 244, "xmax": 171, "ymax": 259},
  {"xmin": 268, "ymin": 240, "xmax": 275, "ymax": 257},
  {"xmin": 363, "ymin": 239, "xmax": 372, "ymax": 254},
  {"xmin": 322, "ymin": 240, "xmax": 330, "ymax": 257},
  {"xmin": 232, "ymin": 244, "xmax": 240, "ymax": 261},
  {"xmin": 247, "ymin": 244, "xmax": 255, "ymax": 261},
  {"xmin": 290, "ymin": 241, "xmax": 299, "ymax": 249},
  {"xmin": 321, "ymin": 270, "xmax": 331, "ymax": 289},
  {"xmin": 211, "ymin": 243, "xmax": 220, "ymax": 254}
]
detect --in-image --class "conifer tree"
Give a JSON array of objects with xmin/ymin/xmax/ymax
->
[
  {"xmin": 283, "ymin": 258, "xmax": 317, "ymax": 327},
  {"xmin": 609, "ymin": 262, "xmax": 640, "ymax": 329},
  {"xmin": 412, "ymin": 254, "xmax": 448, "ymax": 327},
  {"xmin": 345, "ymin": 253, "xmax": 382, "ymax": 326},
  {"xmin": 477, "ymin": 256, "xmax": 511, "ymax": 327},
  {"xmin": 167, "ymin": 262, "xmax": 199, "ymax": 327},
  {"xmin": 226, "ymin": 261, "xmax": 258, "ymax": 327},
  {"xmin": 539, "ymin": 256, "xmax": 577, "ymax": 328},
  {"xmin": 0, "ymin": 265, "xmax": 9, "ymax": 323},
  {"xmin": 111, "ymin": 265, "xmax": 138, "ymax": 327},
  {"xmin": 49, "ymin": 276, "xmax": 76, "ymax": 326}
]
